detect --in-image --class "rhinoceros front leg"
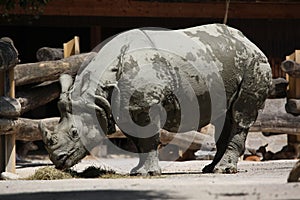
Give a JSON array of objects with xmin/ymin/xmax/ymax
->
[{"xmin": 124, "ymin": 133, "xmax": 161, "ymax": 176}]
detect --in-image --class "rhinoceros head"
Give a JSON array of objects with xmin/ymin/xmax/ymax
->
[{"xmin": 40, "ymin": 74, "xmax": 114, "ymax": 169}]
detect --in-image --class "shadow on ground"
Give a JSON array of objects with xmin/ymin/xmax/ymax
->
[{"xmin": 0, "ymin": 190, "xmax": 178, "ymax": 200}]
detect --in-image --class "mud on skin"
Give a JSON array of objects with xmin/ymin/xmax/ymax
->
[{"xmin": 40, "ymin": 23, "xmax": 272, "ymax": 175}]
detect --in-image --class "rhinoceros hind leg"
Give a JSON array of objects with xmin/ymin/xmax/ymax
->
[
  {"xmin": 214, "ymin": 69, "xmax": 270, "ymax": 173},
  {"xmin": 202, "ymin": 112, "xmax": 233, "ymax": 173},
  {"xmin": 213, "ymin": 127, "xmax": 249, "ymax": 174},
  {"xmin": 204, "ymin": 59, "xmax": 271, "ymax": 174}
]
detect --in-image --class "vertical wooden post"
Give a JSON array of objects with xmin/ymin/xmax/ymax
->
[
  {"xmin": 5, "ymin": 69, "xmax": 16, "ymax": 173},
  {"xmin": 0, "ymin": 37, "xmax": 18, "ymax": 174},
  {"xmin": 0, "ymin": 71, "xmax": 4, "ymax": 173},
  {"xmin": 285, "ymin": 50, "xmax": 300, "ymax": 158},
  {"xmin": 63, "ymin": 36, "xmax": 80, "ymax": 58},
  {"xmin": 0, "ymin": 68, "xmax": 16, "ymax": 174}
]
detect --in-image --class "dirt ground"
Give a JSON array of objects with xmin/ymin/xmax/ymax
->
[
  {"xmin": 0, "ymin": 159, "xmax": 299, "ymax": 200},
  {"xmin": 0, "ymin": 132, "xmax": 300, "ymax": 200}
]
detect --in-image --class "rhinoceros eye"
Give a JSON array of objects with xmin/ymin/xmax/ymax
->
[{"xmin": 70, "ymin": 127, "xmax": 79, "ymax": 138}]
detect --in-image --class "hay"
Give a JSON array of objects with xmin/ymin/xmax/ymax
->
[
  {"xmin": 26, "ymin": 166, "xmax": 73, "ymax": 180},
  {"xmin": 25, "ymin": 166, "xmax": 164, "ymax": 180},
  {"xmin": 26, "ymin": 166, "xmax": 117, "ymax": 180}
]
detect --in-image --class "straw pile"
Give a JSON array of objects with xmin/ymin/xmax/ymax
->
[{"xmin": 26, "ymin": 166, "xmax": 117, "ymax": 180}]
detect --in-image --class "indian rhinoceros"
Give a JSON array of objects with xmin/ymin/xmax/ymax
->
[{"xmin": 40, "ymin": 23, "xmax": 272, "ymax": 175}]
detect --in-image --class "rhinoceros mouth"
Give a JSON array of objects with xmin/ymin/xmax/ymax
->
[
  {"xmin": 54, "ymin": 148, "xmax": 87, "ymax": 170},
  {"xmin": 54, "ymin": 155, "xmax": 68, "ymax": 170}
]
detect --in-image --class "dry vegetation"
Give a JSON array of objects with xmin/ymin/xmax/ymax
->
[{"xmin": 25, "ymin": 166, "xmax": 165, "ymax": 180}]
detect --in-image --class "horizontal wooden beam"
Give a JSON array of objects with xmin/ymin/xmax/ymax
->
[{"xmin": 7, "ymin": 0, "xmax": 300, "ymax": 19}]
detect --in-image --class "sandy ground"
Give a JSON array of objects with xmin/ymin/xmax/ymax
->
[
  {"xmin": 0, "ymin": 132, "xmax": 300, "ymax": 199},
  {"xmin": 0, "ymin": 158, "xmax": 299, "ymax": 200}
]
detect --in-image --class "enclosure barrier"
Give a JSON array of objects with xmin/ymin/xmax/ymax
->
[
  {"xmin": 281, "ymin": 50, "xmax": 300, "ymax": 154},
  {"xmin": 0, "ymin": 38, "xmax": 18, "ymax": 174}
]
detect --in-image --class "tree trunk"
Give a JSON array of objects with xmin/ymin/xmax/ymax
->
[
  {"xmin": 251, "ymin": 112, "xmax": 300, "ymax": 134},
  {"xmin": 36, "ymin": 47, "xmax": 64, "ymax": 61},
  {"xmin": 281, "ymin": 60, "xmax": 300, "ymax": 76},
  {"xmin": 0, "ymin": 117, "xmax": 59, "ymax": 141},
  {"xmin": 0, "ymin": 96, "xmax": 21, "ymax": 118},
  {"xmin": 285, "ymin": 99, "xmax": 300, "ymax": 116},
  {"xmin": 2, "ymin": 112, "xmax": 300, "ymax": 145},
  {"xmin": 16, "ymin": 81, "xmax": 60, "ymax": 114},
  {"xmin": 14, "ymin": 52, "xmax": 96, "ymax": 86},
  {"xmin": 268, "ymin": 78, "xmax": 288, "ymax": 98},
  {"xmin": 159, "ymin": 129, "xmax": 215, "ymax": 151},
  {"xmin": 108, "ymin": 127, "xmax": 216, "ymax": 151},
  {"xmin": 2, "ymin": 99, "xmax": 300, "ymax": 146}
]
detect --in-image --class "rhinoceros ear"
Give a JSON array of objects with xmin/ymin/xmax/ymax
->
[
  {"xmin": 58, "ymin": 74, "xmax": 74, "ymax": 117},
  {"xmin": 39, "ymin": 121, "xmax": 51, "ymax": 145},
  {"xmin": 59, "ymin": 74, "xmax": 73, "ymax": 94}
]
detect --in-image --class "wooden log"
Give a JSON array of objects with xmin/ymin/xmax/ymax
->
[
  {"xmin": 250, "ymin": 113, "xmax": 300, "ymax": 134},
  {"xmin": 108, "ymin": 126, "xmax": 215, "ymax": 151},
  {"xmin": 4, "ymin": 106, "xmax": 300, "ymax": 141},
  {"xmin": 1, "ymin": 81, "xmax": 60, "ymax": 117},
  {"xmin": 0, "ymin": 116, "xmax": 215, "ymax": 149},
  {"xmin": 281, "ymin": 60, "xmax": 300, "ymax": 77},
  {"xmin": 0, "ymin": 37, "xmax": 18, "ymax": 174},
  {"xmin": 4, "ymin": 99, "xmax": 300, "ymax": 145},
  {"xmin": 159, "ymin": 129, "xmax": 215, "ymax": 151},
  {"xmin": 250, "ymin": 98, "xmax": 300, "ymax": 134},
  {"xmin": 0, "ymin": 37, "xmax": 19, "ymax": 71},
  {"xmin": 285, "ymin": 99, "xmax": 300, "ymax": 116},
  {"xmin": 268, "ymin": 78, "xmax": 288, "ymax": 99},
  {"xmin": 14, "ymin": 52, "xmax": 96, "ymax": 86},
  {"xmin": 16, "ymin": 81, "xmax": 60, "ymax": 114},
  {"xmin": 3, "ymin": 112, "xmax": 300, "ymax": 145},
  {"xmin": 0, "ymin": 96, "xmax": 21, "ymax": 118},
  {"xmin": 36, "ymin": 47, "xmax": 63, "ymax": 61},
  {"xmin": 0, "ymin": 117, "xmax": 59, "ymax": 141}
]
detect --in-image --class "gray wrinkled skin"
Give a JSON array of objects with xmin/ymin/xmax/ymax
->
[{"xmin": 41, "ymin": 24, "xmax": 272, "ymax": 175}]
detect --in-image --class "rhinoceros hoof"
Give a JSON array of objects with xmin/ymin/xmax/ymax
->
[
  {"xmin": 202, "ymin": 163, "xmax": 215, "ymax": 173},
  {"xmin": 213, "ymin": 164, "xmax": 237, "ymax": 174},
  {"xmin": 130, "ymin": 166, "xmax": 161, "ymax": 176}
]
